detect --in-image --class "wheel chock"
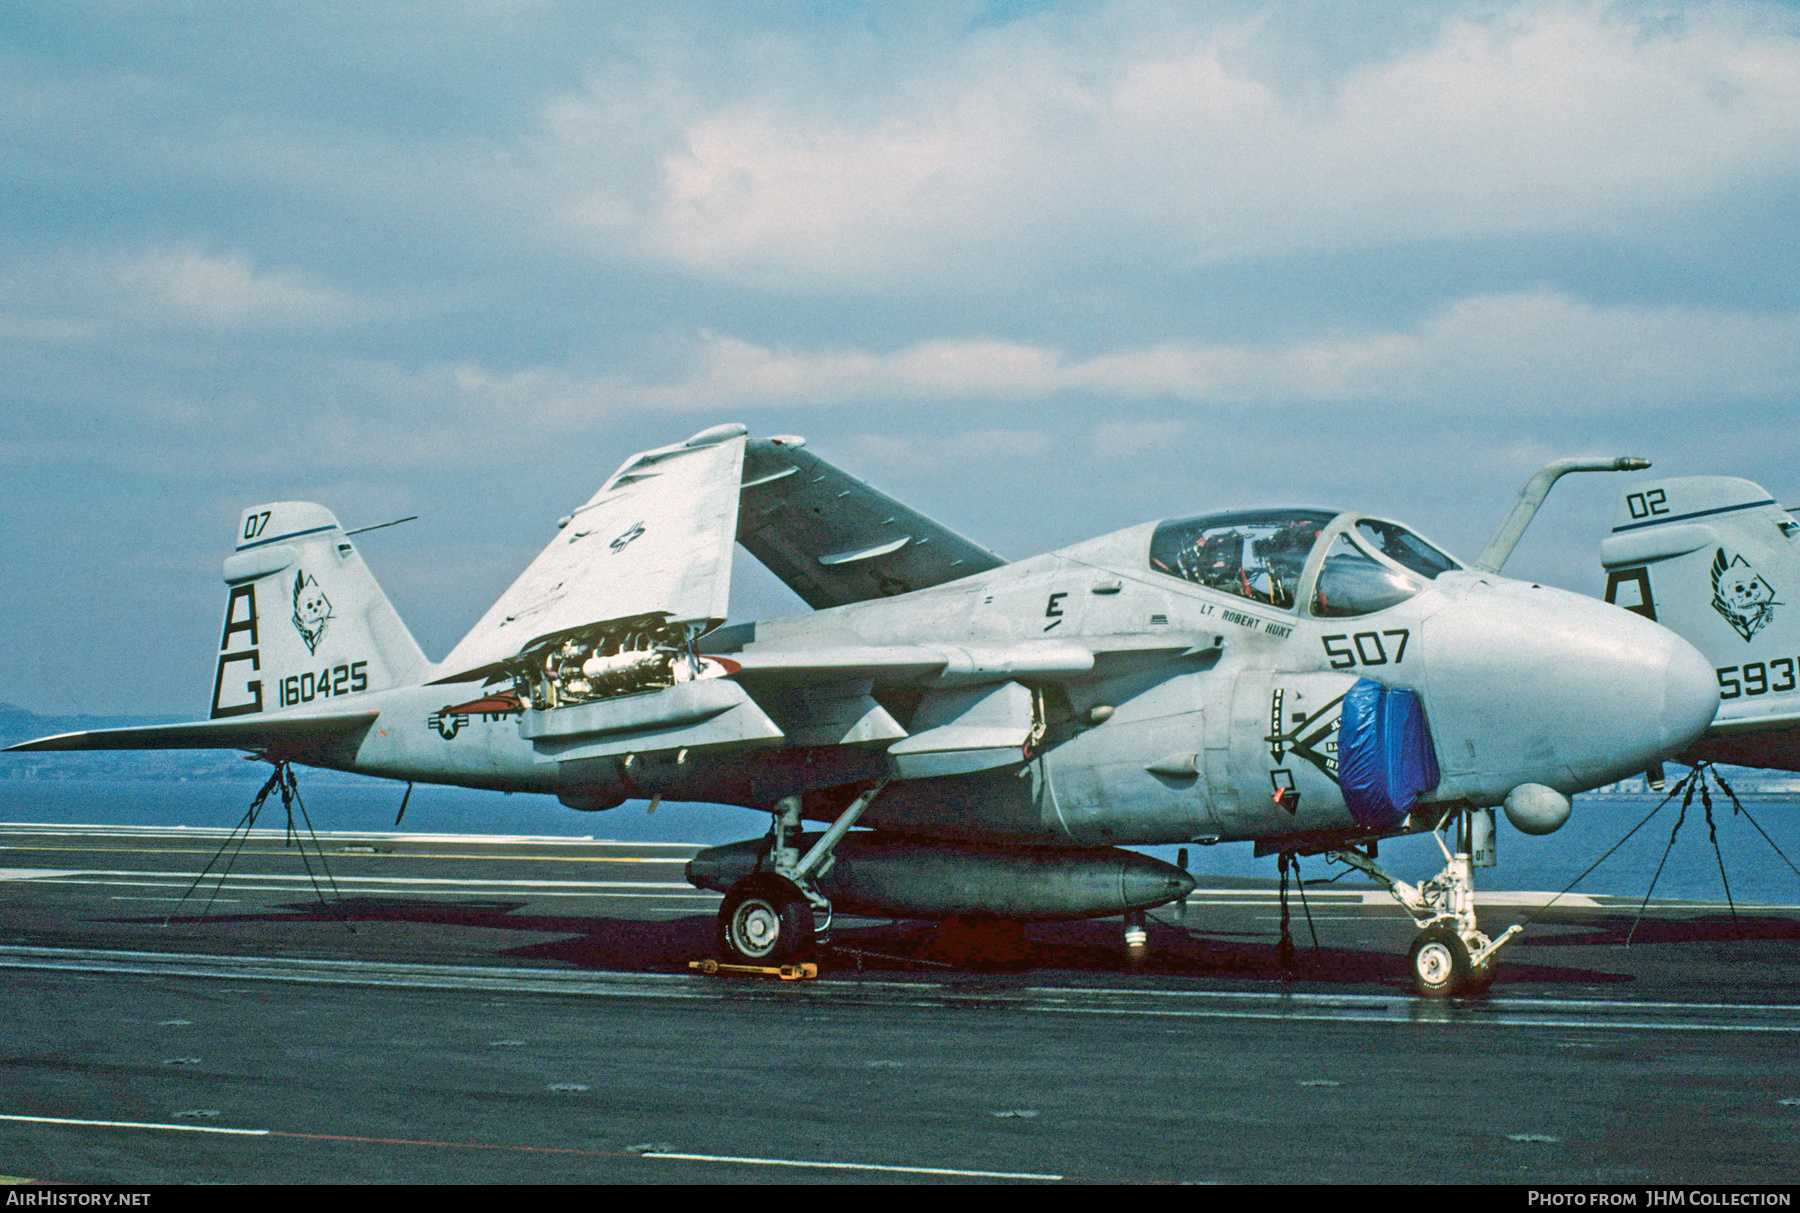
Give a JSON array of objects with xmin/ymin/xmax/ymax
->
[{"xmin": 688, "ymin": 958, "xmax": 819, "ymax": 981}]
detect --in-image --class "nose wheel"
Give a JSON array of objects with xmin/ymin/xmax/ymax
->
[
  {"xmin": 1334, "ymin": 808, "xmax": 1517, "ymax": 999},
  {"xmin": 1407, "ymin": 926, "xmax": 1500, "ymax": 999},
  {"xmin": 1408, "ymin": 927, "xmax": 1466, "ymax": 997}
]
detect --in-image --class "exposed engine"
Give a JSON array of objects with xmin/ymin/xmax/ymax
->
[{"xmin": 509, "ymin": 614, "xmax": 714, "ymax": 710}]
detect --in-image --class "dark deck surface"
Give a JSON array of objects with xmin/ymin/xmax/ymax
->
[{"xmin": 1, "ymin": 822, "xmax": 1797, "ymax": 1184}]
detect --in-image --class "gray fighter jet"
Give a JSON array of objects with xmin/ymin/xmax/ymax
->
[{"xmin": 8, "ymin": 425, "xmax": 1719, "ymax": 997}]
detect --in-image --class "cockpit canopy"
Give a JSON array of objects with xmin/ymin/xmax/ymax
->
[
  {"xmin": 1149, "ymin": 509, "xmax": 1460, "ymax": 618},
  {"xmin": 1149, "ymin": 510, "xmax": 1332, "ymax": 610}
]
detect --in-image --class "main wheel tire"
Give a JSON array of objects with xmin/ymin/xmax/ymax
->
[
  {"xmin": 717, "ymin": 875, "xmax": 815, "ymax": 965},
  {"xmin": 1408, "ymin": 926, "xmax": 1471, "ymax": 999}
]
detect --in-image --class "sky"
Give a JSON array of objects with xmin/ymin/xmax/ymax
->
[{"xmin": 4, "ymin": 0, "xmax": 1799, "ymax": 716}]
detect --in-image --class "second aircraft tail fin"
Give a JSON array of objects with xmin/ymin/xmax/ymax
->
[{"xmin": 1602, "ymin": 475, "xmax": 1800, "ymax": 769}]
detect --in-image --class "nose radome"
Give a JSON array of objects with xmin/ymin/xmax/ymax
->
[
  {"xmin": 1422, "ymin": 582, "xmax": 1719, "ymax": 800},
  {"xmin": 1655, "ymin": 628, "xmax": 1720, "ymax": 763}
]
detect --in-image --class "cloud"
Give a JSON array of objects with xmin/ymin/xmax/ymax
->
[
  {"xmin": 1092, "ymin": 418, "xmax": 1189, "ymax": 460},
  {"xmin": 432, "ymin": 289, "xmax": 1800, "ymax": 416},
  {"xmin": 13, "ymin": 279, "xmax": 1791, "ymax": 487},
  {"xmin": 15, "ymin": 5, "xmax": 1799, "ymax": 307},
  {"xmin": 532, "ymin": 2, "xmax": 1800, "ymax": 289},
  {"xmin": 113, "ymin": 248, "xmax": 375, "ymax": 330},
  {"xmin": 0, "ymin": 247, "xmax": 379, "ymax": 349}
]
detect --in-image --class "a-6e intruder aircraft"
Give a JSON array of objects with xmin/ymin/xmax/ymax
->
[
  {"xmin": 1600, "ymin": 474, "xmax": 1800, "ymax": 773},
  {"xmin": 10, "ymin": 426, "xmax": 1720, "ymax": 997}
]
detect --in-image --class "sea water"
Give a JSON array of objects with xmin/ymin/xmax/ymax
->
[
  {"xmin": 0, "ymin": 776, "xmax": 761, "ymax": 845},
  {"xmin": 0, "ymin": 776, "xmax": 1795, "ymax": 905}
]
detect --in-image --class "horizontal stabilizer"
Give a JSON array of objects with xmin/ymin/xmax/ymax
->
[
  {"xmin": 738, "ymin": 437, "xmax": 1006, "ymax": 608},
  {"xmin": 5, "ymin": 711, "xmax": 378, "ymax": 753},
  {"xmin": 1688, "ymin": 718, "xmax": 1800, "ymax": 774}
]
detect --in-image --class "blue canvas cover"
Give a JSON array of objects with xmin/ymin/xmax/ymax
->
[{"xmin": 1338, "ymin": 678, "xmax": 1441, "ymax": 829}]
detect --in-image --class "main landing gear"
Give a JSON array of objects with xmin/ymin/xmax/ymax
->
[
  {"xmin": 715, "ymin": 779, "xmax": 888, "ymax": 966},
  {"xmin": 718, "ymin": 873, "xmax": 815, "ymax": 964},
  {"xmin": 1329, "ymin": 808, "xmax": 1521, "ymax": 999}
]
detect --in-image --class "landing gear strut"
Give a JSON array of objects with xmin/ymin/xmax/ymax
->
[
  {"xmin": 714, "ymin": 779, "xmax": 889, "ymax": 966},
  {"xmin": 1330, "ymin": 808, "xmax": 1517, "ymax": 999}
]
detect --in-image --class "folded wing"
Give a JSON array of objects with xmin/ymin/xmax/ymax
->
[
  {"xmin": 436, "ymin": 425, "xmax": 748, "ymax": 682},
  {"xmin": 737, "ymin": 437, "xmax": 1006, "ymax": 608}
]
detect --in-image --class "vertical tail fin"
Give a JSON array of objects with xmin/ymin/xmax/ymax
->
[
  {"xmin": 210, "ymin": 502, "xmax": 428, "ymax": 718},
  {"xmin": 1602, "ymin": 476, "xmax": 1800, "ymax": 768}
]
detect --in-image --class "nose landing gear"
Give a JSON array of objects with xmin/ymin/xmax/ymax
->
[
  {"xmin": 1331, "ymin": 808, "xmax": 1519, "ymax": 998},
  {"xmin": 1406, "ymin": 924, "xmax": 1493, "ymax": 998}
]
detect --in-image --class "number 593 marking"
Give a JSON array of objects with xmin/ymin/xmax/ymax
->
[
  {"xmin": 1322, "ymin": 629, "xmax": 1410, "ymax": 669},
  {"xmin": 1717, "ymin": 658, "xmax": 1796, "ymax": 700}
]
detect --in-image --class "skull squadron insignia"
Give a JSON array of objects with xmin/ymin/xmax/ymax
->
[
  {"xmin": 291, "ymin": 570, "xmax": 333, "ymax": 655},
  {"xmin": 8, "ymin": 432, "xmax": 1720, "ymax": 999},
  {"xmin": 1710, "ymin": 547, "xmax": 1780, "ymax": 642}
]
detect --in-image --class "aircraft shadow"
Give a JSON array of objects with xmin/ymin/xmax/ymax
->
[
  {"xmin": 112, "ymin": 898, "xmax": 716, "ymax": 970},
  {"xmin": 1511, "ymin": 912, "xmax": 1800, "ymax": 948},
  {"xmin": 115, "ymin": 898, "xmax": 1635, "ymax": 989}
]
